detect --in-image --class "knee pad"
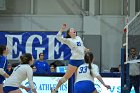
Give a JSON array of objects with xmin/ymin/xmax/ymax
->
[{"xmin": 60, "ymin": 77, "xmax": 67, "ymax": 83}]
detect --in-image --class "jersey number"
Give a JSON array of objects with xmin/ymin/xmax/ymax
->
[
  {"xmin": 79, "ymin": 66, "xmax": 87, "ymax": 73},
  {"xmin": 77, "ymin": 42, "xmax": 81, "ymax": 46}
]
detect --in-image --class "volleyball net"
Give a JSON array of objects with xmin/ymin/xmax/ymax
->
[
  {"xmin": 121, "ymin": 11, "xmax": 140, "ymax": 92},
  {"xmin": 123, "ymin": 11, "xmax": 140, "ymax": 61}
]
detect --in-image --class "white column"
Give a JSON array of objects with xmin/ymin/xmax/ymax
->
[
  {"xmin": 129, "ymin": 0, "xmax": 135, "ymax": 17},
  {"xmin": 89, "ymin": 0, "xmax": 100, "ymax": 15}
]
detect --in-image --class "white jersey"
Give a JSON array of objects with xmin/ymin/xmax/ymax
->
[
  {"xmin": 56, "ymin": 31, "xmax": 85, "ymax": 60},
  {"xmin": 4, "ymin": 64, "xmax": 35, "ymax": 89},
  {"xmin": 75, "ymin": 63, "xmax": 100, "ymax": 83}
]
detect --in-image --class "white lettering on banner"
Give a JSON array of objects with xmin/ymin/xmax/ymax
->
[
  {"xmin": 94, "ymin": 78, "xmax": 120, "ymax": 93},
  {"xmin": 47, "ymin": 35, "xmax": 64, "ymax": 60},
  {"xmin": 47, "ymin": 35, "xmax": 55, "ymax": 59},
  {"xmin": 5, "ymin": 34, "xmax": 64, "ymax": 60},
  {"xmin": 26, "ymin": 35, "xmax": 43, "ymax": 55},
  {"xmin": 21, "ymin": 76, "xmax": 68, "ymax": 93},
  {"xmin": 55, "ymin": 42, "xmax": 64, "ymax": 60},
  {"xmin": 5, "ymin": 35, "xmax": 22, "ymax": 60},
  {"xmin": 55, "ymin": 41, "xmax": 60, "ymax": 55},
  {"xmin": 59, "ymin": 52, "xmax": 64, "ymax": 60}
]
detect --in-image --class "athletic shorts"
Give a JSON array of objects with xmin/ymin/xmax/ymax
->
[
  {"xmin": 74, "ymin": 80, "xmax": 96, "ymax": 93},
  {"xmin": 3, "ymin": 86, "xmax": 19, "ymax": 93},
  {"xmin": 69, "ymin": 60, "xmax": 84, "ymax": 67},
  {"xmin": 0, "ymin": 76, "xmax": 5, "ymax": 84}
]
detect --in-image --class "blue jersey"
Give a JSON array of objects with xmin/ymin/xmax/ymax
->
[
  {"xmin": 34, "ymin": 60, "xmax": 50, "ymax": 74},
  {"xmin": 0, "ymin": 55, "xmax": 8, "ymax": 81}
]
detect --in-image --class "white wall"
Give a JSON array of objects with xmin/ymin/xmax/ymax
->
[
  {"xmin": 34, "ymin": 0, "xmax": 82, "ymax": 15},
  {"xmin": 100, "ymin": 16, "xmax": 125, "ymax": 71},
  {"xmin": 0, "ymin": 0, "xmax": 31, "ymax": 14},
  {"xmin": 0, "ymin": 0, "xmax": 83, "ymax": 15},
  {"xmin": 0, "ymin": 15, "xmax": 83, "ymax": 31},
  {"xmin": 0, "ymin": 0, "xmax": 122, "ymax": 15},
  {"xmin": 83, "ymin": 16, "xmax": 100, "ymax": 35},
  {"xmin": 83, "ymin": 15, "xmax": 125, "ymax": 71},
  {"xmin": 100, "ymin": 0, "xmax": 122, "ymax": 15}
]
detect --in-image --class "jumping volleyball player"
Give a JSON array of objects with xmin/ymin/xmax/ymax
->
[
  {"xmin": 3, "ymin": 53, "xmax": 37, "ymax": 93},
  {"xmin": 51, "ymin": 24, "xmax": 89, "ymax": 93},
  {"xmin": 74, "ymin": 51, "xmax": 111, "ymax": 93}
]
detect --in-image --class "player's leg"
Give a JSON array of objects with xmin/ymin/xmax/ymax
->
[
  {"xmin": 0, "ymin": 78, "xmax": 5, "ymax": 93},
  {"xmin": 92, "ymin": 90, "xmax": 98, "ymax": 93},
  {"xmin": 0, "ymin": 84, "xmax": 3, "ymax": 93},
  {"xmin": 51, "ymin": 60, "xmax": 84, "ymax": 93},
  {"xmin": 51, "ymin": 64, "xmax": 77, "ymax": 93},
  {"xmin": 55, "ymin": 64, "xmax": 77, "ymax": 90}
]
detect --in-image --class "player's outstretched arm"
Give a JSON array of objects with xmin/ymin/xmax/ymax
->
[{"xmin": 96, "ymin": 75, "xmax": 111, "ymax": 89}]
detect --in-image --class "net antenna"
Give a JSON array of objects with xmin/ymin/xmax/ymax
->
[{"xmin": 123, "ymin": 11, "xmax": 140, "ymax": 62}]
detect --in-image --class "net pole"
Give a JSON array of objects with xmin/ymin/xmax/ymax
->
[
  {"xmin": 122, "ymin": 0, "xmax": 129, "ymax": 92},
  {"xmin": 125, "ymin": 25, "xmax": 128, "ymax": 62},
  {"xmin": 125, "ymin": 0, "xmax": 129, "ymax": 62},
  {"xmin": 125, "ymin": 1, "xmax": 130, "ymax": 93}
]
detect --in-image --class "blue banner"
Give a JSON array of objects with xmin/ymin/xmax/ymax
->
[{"xmin": 0, "ymin": 31, "xmax": 71, "ymax": 60}]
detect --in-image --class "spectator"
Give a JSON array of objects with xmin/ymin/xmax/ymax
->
[
  {"xmin": 34, "ymin": 53, "xmax": 50, "ymax": 74},
  {"xmin": 50, "ymin": 63, "xmax": 57, "ymax": 73},
  {"xmin": 128, "ymin": 47, "xmax": 140, "ymax": 93},
  {"xmin": 50, "ymin": 60, "xmax": 65, "ymax": 73},
  {"xmin": 6, "ymin": 63, "xmax": 13, "ymax": 76}
]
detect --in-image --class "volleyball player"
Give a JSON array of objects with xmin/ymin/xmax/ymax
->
[
  {"xmin": 51, "ymin": 24, "xmax": 89, "ymax": 93},
  {"xmin": 3, "ymin": 53, "xmax": 37, "ymax": 93},
  {"xmin": 0, "ymin": 45, "xmax": 9, "ymax": 93},
  {"xmin": 74, "ymin": 51, "xmax": 111, "ymax": 93}
]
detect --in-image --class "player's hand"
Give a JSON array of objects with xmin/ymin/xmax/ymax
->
[
  {"xmin": 60, "ymin": 24, "xmax": 67, "ymax": 32},
  {"xmin": 104, "ymin": 85, "xmax": 111, "ymax": 89},
  {"xmin": 3, "ymin": 73, "xmax": 9, "ymax": 78},
  {"xmin": 24, "ymin": 87, "xmax": 31, "ymax": 92}
]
